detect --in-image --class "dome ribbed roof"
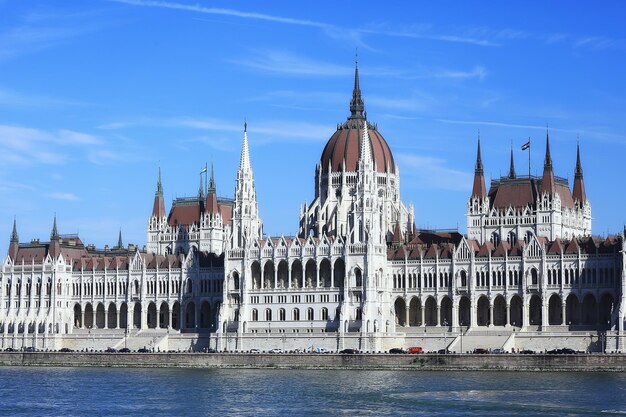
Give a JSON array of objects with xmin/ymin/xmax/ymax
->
[{"xmin": 319, "ymin": 61, "xmax": 395, "ymax": 174}]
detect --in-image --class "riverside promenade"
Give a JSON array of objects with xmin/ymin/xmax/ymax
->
[{"xmin": 1, "ymin": 352, "xmax": 626, "ymax": 371}]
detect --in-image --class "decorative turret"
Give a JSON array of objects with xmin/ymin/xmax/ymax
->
[
  {"xmin": 49, "ymin": 215, "xmax": 60, "ymax": 258},
  {"xmin": 117, "ymin": 229, "xmax": 123, "ymax": 250},
  {"xmin": 509, "ymin": 146, "xmax": 516, "ymax": 179},
  {"xmin": 572, "ymin": 142, "xmax": 587, "ymax": 204},
  {"xmin": 9, "ymin": 217, "xmax": 19, "ymax": 259},
  {"xmin": 232, "ymin": 122, "xmax": 262, "ymax": 247},
  {"xmin": 152, "ymin": 166, "xmax": 166, "ymax": 219},
  {"xmin": 541, "ymin": 131, "xmax": 555, "ymax": 195},
  {"xmin": 471, "ymin": 137, "xmax": 487, "ymax": 199},
  {"xmin": 206, "ymin": 161, "xmax": 219, "ymax": 214}
]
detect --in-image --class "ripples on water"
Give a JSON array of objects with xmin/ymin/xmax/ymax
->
[{"xmin": 1, "ymin": 367, "xmax": 625, "ymax": 416}]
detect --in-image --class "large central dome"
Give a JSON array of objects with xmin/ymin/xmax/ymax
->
[{"xmin": 319, "ymin": 63, "xmax": 395, "ymax": 174}]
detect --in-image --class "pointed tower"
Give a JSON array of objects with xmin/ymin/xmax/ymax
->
[
  {"xmin": 147, "ymin": 166, "xmax": 167, "ymax": 254},
  {"xmin": 117, "ymin": 229, "xmax": 123, "ymax": 250},
  {"xmin": 206, "ymin": 161, "xmax": 219, "ymax": 214},
  {"xmin": 152, "ymin": 166, "xmax": 166, "ymax": 219},
  {"xmin": 541, "ymin": 131, "xmax": 555, "ymax": 195},
  {"xmin": 467, "ymin": 135, "xmax": 490, "ymax": 243},
  {"xmin": 232, "ymin": 122, "xmax": 262, "ymax": 248},
  {"xmin": 572, "ymin": 143, "xmax": 586, "ymax": 204},
  {"xmin": 8, "ymin": 217, "xmax": 19, "ymax": 259},
  {"xmin": 49, "ymin": 215, "xmax": 60, "ymax": 258},
  {"xmin": 509, "ymin": 146, "xmax": 516, "ymax": 179},
  {"xmin": 471, "ymin": 137, "xmax": 487, "ymax": 199}
]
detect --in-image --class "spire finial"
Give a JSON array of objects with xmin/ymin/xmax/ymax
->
[
  {"xmin": 156, "ymin": 164, "xmax": 163, "ymax": 195},
  {"xmin": 50, "ymin": 214, "xmax": 59, "ymax": 241},
  {"xmin": 239, "ymin": 121, "xmax": 251, "ymax": 172},
  {"xmin": 544, "ymin": 128, "xmax": 552, "ymax": 168},
  {"xmin": 117, "ymin": 229, "xmax": 123, "ymax": 249},
  {"xmin": 475, "ymin": 133, "xmax": 483, "ymax": 173},
  {"xmin": 509, "ymin": 144, "xmax": 516, "ymax": 179},
  {"xmin": 208, "ymin": 161, "xmax": 216, "ymax": 192},
  {"xmin": 575, "ymin": 140, "xmax": 583, "ymax": 178},
  {"xmin": 10, "ymin": 216, "xmax": 18, "ymax": 243}
]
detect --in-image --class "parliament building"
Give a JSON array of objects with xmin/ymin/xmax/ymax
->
[{"xmin": 1, "ymin": 64, "xmax": 624, "ymax": 353}]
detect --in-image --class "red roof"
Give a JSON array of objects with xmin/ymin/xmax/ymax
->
[{"xmin": 320, "ymin": 122, "xmax": 395, "ymax": 174}]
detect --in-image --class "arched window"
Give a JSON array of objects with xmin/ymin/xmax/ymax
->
[
  {"xmin": 251, "ymin": 309, "xmax": 258, "ymax": 321},
  {"xmin": 356, "ymin": 308, "xmax": 362, "ymax": 320},
  {"xmin": 265, "ymin": 309, "xmax": 272, "ymax": 321},
  {"xmin": 531, "ymin": 269, "xmax": 538, "ymax": 285},
  {"xmin": 292, "ymin": 308, "xmax": 300, "ymax": 321},
  {"xmin": 307, "ymin": 308, "xmax": 314, "ymax": 321},
  {"xmin": 279, "ymin": 308, "xmax": 286, "ymax": 321},
  {"xmin": 355, "ymin": 268, "xmax": 363, "ymax": 287},
  {"xmin": 321, "ymin": 307, "xmax": 328, "ymax": 320},
  {"xmin": 460, "ymin": 270, "xmax": 467, "ymax": 287}
]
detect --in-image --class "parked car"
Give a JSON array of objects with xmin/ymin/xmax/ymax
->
[
  {"xmin": 59, "ymin": 348, "xmax": 73, "ymax": 353},
  {"xmin": 269, "ymin": 348, "xmax": 283, "ymax": 354},
  {"xmin": 137, "ymin": 347, "xmax": 150, "ymax": 353},
  {"xmin": 491, "ymin": 348, "xmax": 506, "ymax": 354},
  {"xmin": 118, "ymin": 347, "xmax": 131, "ymax": 353},
  {"xmin": 389, "ymin": 348, "xmax": 406, "ymax": 354},
  {"xmin": 105, "ymin": 347, "xmax": 117, "ymax": 353},
  {"xmin": 4, "ymin": 347, "xmax": 16, "ymax": 352},
  {"xmin": 473, "ymin": 348, "xmax": 489, "ymax": 354},
  {"xmin": 339, "ymin": 348, "xmax": 358, "ymax": 354},
  {"xmin": 547, "ymin": 349, "xmax": 562, "ymax": 355},
  {"xmin": 407, "ymin": 346, "xmax": 423, "ymax": 354},
  {"xmin": 561, "ymin": 348, "xmax": 577, "ymax": 354},
  {"xmin": 23, "ymin": 346, "xmax": 36, "ymax": 352},
  {"xmin": 437, "ymin": 349, "xmax": 450, "ymax": 355},
  {"xmin": 519, "ymin": 349, "xmax": 536, "ymax": 354},
  {"xmin": 249, "ymin": 349, "xmax": 260, "ymax": 354}
]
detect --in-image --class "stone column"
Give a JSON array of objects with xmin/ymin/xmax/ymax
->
[
  {"xmin": 505, "ymin": 303, "xmax": 510, "ymax": 326},
  {"xmin": 561, "ymin": 300, "xmax": 567, "ymax": 326},
  {"xmin": 489, "ymin": 303, "xmax": 494, "ymax": 327},
  {"xmin": 420, "ymin": 303, "xmax": 425, "ymax": 327},
  {"xmin": 404, "ymin": 306, "xmax": 410, "ymax": 327},
  {"xmin": 522, "ymin": 297, "xmax": 529, "ymax": 328},
  {"xmin": 288, "ymin": 264, "xmax": 292, "ymax": 289},
  {"xmin": 316, "ymin": 264, "xmax": 320, "ymax": 288},
  {"xmin": 81, "ymin": 309, "xmax": 85, "ymax": 329},
  {"xmin": 156, "ymin": 306, "xmax": 160, "ymax": 329},
  {"xmin": 436, "ymin": 305, "xmax": 441, "ymax": 326},
  {"xmin": 451, "ymin": 299, "xmax": 459, "ymax": 329}
]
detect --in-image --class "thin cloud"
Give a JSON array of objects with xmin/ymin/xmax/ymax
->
[
  {"xmin": 47, "ymin": 192, "xmax": 80, "ymax": 201},
  {"xmin": 434, "ymin": 65, "xmax": 487, "ymax": 80},
  {"xmin": 0, "ymin": 87, "xmax": 86, "ymax": 108},
  {"xmin": 397, "ymin": 154, "xmax": 472, "ymax": 192},
  {"xmin": 228, "ymin": 50, "xmax": 352, "ymax": 77}
]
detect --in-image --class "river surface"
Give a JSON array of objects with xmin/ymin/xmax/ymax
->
[{"xmin": 1, "ymin": 367, "xmax": 625, "ymax": 416}]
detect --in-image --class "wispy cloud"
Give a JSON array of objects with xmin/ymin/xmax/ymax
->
[
  {"xmin": 0, "ymin": 87, "xmax": 86, "ymax": 108},
  {"xmin": 47, "ymin": 192, "xmax": 80, "ymax": 201},
  {"xmin": 434, "ymin": 65, "xmax": 487, "ymax": 80},
  {"xmin": 397, "ymin": 154, "xmax": 472, "ymax": 192},
  {"xmin": 227, "ymin": 50, "xmax": 352, "ymax": 77}
]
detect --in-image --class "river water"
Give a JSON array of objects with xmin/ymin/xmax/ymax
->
[{"xmin": 1, "ymin": 367, "xmax": 625, "ymax": 416}]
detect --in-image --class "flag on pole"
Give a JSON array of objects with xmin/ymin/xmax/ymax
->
[
  {"xmin": 521, "ymin": 139, "xmax": 530, "ymax": 151},
  {"xmin": 200, "ymin": 164, "xmax": 207, "ymax": 174}
]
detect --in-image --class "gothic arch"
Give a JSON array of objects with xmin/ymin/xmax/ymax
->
[
  {"xmin": 291, "ymin": 259, "xmax": 303, "ymax": 289},
  {"xmin": 394, "ymin": 297, "xmax": 406, "ymax": 326}
]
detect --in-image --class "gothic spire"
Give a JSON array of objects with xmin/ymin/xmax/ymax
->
[
  {"xmin": 152, "ymin": 166, "xmax": 166, "ymax": 218},
  {"xmin": 10, "ymin": 217, "xmax": 18, "ymax": 243},
  {"xmin": 239, "ymin": 122, "xmax": 251, "ymax": 173},
  {"xmin": 349, "ymin": 53, "xmax": 365, "ymax": 121},
  {"xmin": 156, "ymin": 165, "xmax": 163, "ymax": 196},
  {"xmin": 198, "ymin": 173, "xmax": 204, "ymax": 200},
  {"xmin": 50, "ymin": 215, "xmax": 59, "ymax": 241},
  {"xmin": 471, "ymin": 135, "xmax": 487, "ymax": 199},
  {"xmin": 541, "ymin": 130, "xmax": 555, "ymax": 194},
  {"xmin": 117, "ymin": 229, "xmax": 123, "ymax": 249},
  {"xmin": 208, "ymin": 161, "xmax": 216, "ymax": 193},
  {"xmin": 573, "ymin": 141, "xmax": 587, "ymax": 203},
  {"xmin": 509, "ymin": 146, "xmax": 516, "ymax": 179}
]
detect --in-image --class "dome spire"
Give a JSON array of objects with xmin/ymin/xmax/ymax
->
[
  {"xmin": 541, "ymin": 128, "xmax": 555, "ymax": 194},
  {"xmin": 239, "ymin": 122, "xmax": 251, "ymax": 173},
  {"xmin": 349, "ymin": 50, "xmax": 365, "ymax": 121},
  {"xmin": 573, "ymin": 140, "xmax": 587, "ymax": 203},
  {"xmin": 50, "ymin": 214, "xmax": 59, "ymax": 241}
]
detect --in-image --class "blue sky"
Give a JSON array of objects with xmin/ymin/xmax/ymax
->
[{"xmin": 1, "ymin": 1, "xmax": 626, "ymax": 254}]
